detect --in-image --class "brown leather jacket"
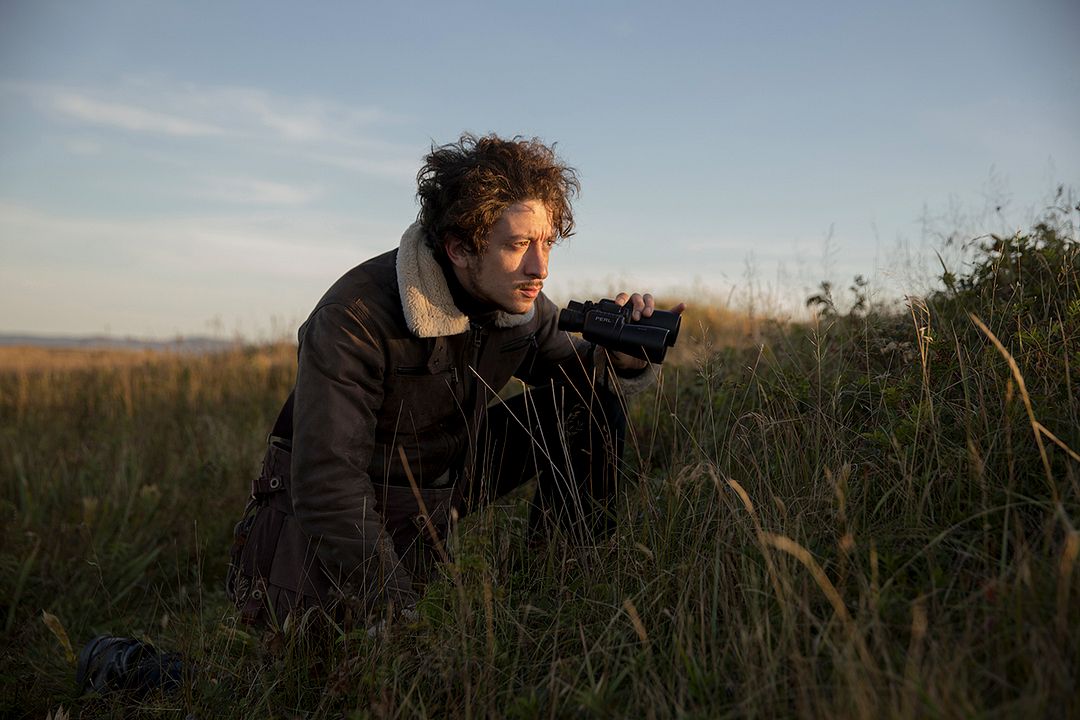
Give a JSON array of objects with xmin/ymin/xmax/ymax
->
[{"xmin": 231, "ymin": 223, "xmax": 654, "ymax": 620}]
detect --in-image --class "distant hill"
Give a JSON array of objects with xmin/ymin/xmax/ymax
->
[{"xmin": 0, "ymin": 334, "xmax": 244, "ymax": 354}]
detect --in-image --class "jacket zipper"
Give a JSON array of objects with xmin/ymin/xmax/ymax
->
[
  {"xmin": 469, "ymin": 321, "xmax": 484, "ymax": 370},
  {"xmin": 464, "ymin": 321, "xmax": 485, "ymax": 414},
  {"xmin": 499, "ymin": 333, "xmax": 536, "ymax": 353}
]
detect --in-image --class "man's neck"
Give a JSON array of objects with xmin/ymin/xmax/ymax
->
[{"xmin": 435, "ymin": 247, "xmax": 498, "ymax": 319}]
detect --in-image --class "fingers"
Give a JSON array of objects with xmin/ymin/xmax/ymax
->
[
  {"xmin": 614, "ymin": 292, "xmax": 654, "ymax": 321},
  {"xmin": 642, "ymin": 293, "xmax": 655, "ymax": 319},
  {"xmin": 670, "ymin": 302, "xmax": 687, "ymax": 315}
]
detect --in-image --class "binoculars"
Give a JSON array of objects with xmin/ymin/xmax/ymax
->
[{"xmin": 558, "ymin": 298, "xmax": 681, "ymax": 363}]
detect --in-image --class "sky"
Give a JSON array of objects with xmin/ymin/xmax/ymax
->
[{"xmin": 1, "ymin": 0, "xmax": 1078, "ymax": 340}]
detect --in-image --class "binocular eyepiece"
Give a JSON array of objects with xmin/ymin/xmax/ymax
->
[{"xmin": 557, "ymin": 298, "xmax": 681, "ymax": 363}]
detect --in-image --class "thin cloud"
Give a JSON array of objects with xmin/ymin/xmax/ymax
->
[
  {"xmin": 0, "ymin": 200, "xmax": 394, "ymax": 280},
  {"xmin": 62, "ymin": 137, "xmax": 103, "ymax": 156},
  {"xmin": 119, "ymin": 76, "xmax": 406, "ymax": 148},
  {"xmin": 167, "ymin": 83, "xmax": 333, "ymax": 142},
  {"xmin": 200, "ymin": 176, "xmax": 322, "ymax": 206},
  {"xmin": 47, "ymin": 90, "xmax": 225, "ymax": 137},
  {"xmin": 301, "ymin": 151, "xmax": 417, "ymax": 183},
  {"xmin": 6, "ymin": 78, "xmax": 418, "ymax": 182}
]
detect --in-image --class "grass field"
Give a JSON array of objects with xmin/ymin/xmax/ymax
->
[{"xmin": 2, "ymin": 201, "xmax": 1078, "ymax": 718}]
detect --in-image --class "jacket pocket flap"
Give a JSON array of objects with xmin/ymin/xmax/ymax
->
[{"xmin": 267, "ymin": 515, "xmax": 330, "ymax": 601}]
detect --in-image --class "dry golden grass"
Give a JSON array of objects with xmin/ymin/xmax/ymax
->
[
  {"xmin": 0, "ymin": 346, "xmax": 168, "ymax": 372},
  {"xmin": 2, "ymin": 209, "xmax": 1078, "ymax": 718},
  {"xmin": 0, "ymin": 343, "xmax": 296, "ymax": 373},
  {"xmin": 652, "ymin": 296, "xmax": 768, "ymax": 366}
]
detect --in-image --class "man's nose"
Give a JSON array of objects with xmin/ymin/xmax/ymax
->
[{"xmin": 524, "ymin": 243, "xmax": 548, "ymax": 279}]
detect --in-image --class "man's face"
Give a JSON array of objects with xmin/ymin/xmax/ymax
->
[{"xmin": 450, "ymin": 199, "xmax": 555, "ymax": 315}]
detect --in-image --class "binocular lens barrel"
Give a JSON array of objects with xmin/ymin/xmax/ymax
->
[{"xmin": 557, "ymin": 299, "xmax": 681, "ymax": 363}]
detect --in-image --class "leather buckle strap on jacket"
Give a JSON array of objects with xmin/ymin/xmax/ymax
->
[
  {"xmin": 252, "ymin": 443, "xmax": 291, "ymax": 501},
  {"xmin": 227, "ymin": 439, "xmax": 325, "ymax": 627},
  {"xmin": 267, "ymin": 434, "xmax": 292, "ymax": 452}
]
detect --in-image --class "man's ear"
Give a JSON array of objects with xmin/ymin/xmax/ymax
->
[{"xmin": 443, "ymin": 233, "xmax": 473, "ymax": 269}]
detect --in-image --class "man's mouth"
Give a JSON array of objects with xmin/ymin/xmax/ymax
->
[{"xmin": 518, "ymin": 284, "xmax": 542, "ymax": 297}]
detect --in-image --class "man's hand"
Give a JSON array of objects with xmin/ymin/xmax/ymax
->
[{"xmin": 609, "ymin": 292, "xmax": 687, "ymax": 372}]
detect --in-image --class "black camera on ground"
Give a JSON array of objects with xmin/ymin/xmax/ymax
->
[{"xmin": 558, "ymin": 298, "xmax": 681, "ymax": 363}]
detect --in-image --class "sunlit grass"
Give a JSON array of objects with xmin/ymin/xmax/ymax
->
[{"xmin": 2, "ymin": 204, "xmax": 1078, "ymax": 718}]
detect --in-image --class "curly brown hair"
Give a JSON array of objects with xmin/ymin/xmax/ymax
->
[{"xmin": 416, "ymin": 133, "xmax": 580, "ymax": 254}]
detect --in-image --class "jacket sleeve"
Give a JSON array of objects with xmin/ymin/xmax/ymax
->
[
  {"xmin": 290, "ymin": 302, "xmax": 415, "ymax": 610},
  {"xmin": 515, "ymin": 294, "xmax": 658, "ymax": 396}
]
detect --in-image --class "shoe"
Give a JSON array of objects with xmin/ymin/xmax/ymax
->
[{"xmin": 75, "ymin": 635, "xmax": 184, "ymax": 696}]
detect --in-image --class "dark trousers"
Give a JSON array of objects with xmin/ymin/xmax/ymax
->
[{"xmin": 463, "ymin": 381, "xmax": 627, "ymax": 544}]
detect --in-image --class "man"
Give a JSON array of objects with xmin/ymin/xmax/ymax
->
[{"xmin": 227, "ymin": 133, "xmax": 685, "ymax": 627}]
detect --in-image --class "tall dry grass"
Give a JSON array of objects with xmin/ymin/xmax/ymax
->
[{"xmin": 1, "ymin": 199, "xmax": 1078, "ymax": 718}]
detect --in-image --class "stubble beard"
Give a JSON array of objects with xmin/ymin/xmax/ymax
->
[{"xmin": 461, "ymin": 261, "xmax": 542, "ymax": 315}]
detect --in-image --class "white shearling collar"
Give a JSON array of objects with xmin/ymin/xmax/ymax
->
[{"xmin": 395, "ymin": 222, "xmax": 535, "ymax": 338}]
